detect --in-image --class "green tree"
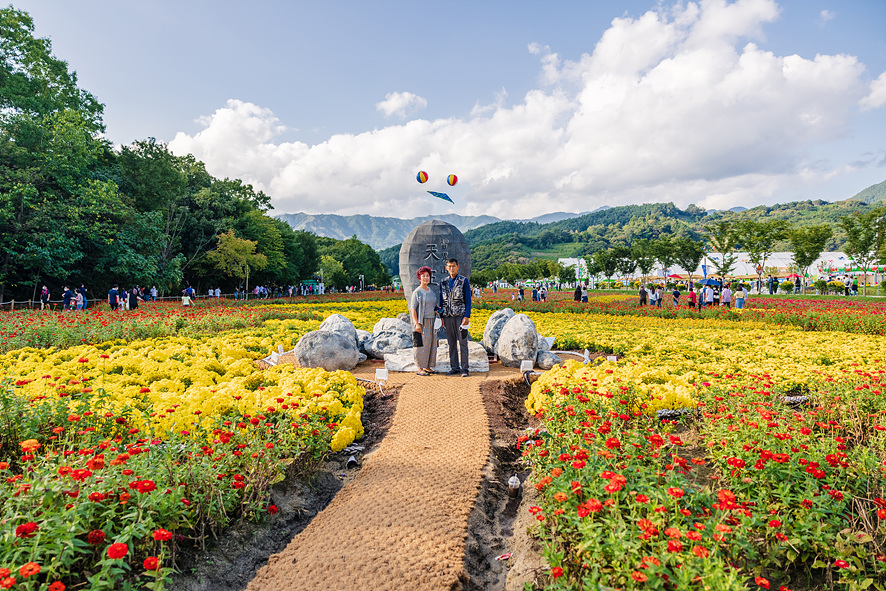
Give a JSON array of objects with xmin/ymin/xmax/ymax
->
[
  {"xmin": 631, "ymin": 239, "xmax": 657, "ymax": 282},
  {"xmin": 840, "ymin": 207, "xmax": 886, "ymax": 295},
  {"xmin": 736, "ymin": 219, "xmax": 789, "ymax": 293},
  {"xmin": 585, "ymin": 249, "xmax": 613, "ymax": 284},
  {"xmin": 788, "ymin": 225, "xmax": 833, "ymax": 293},
  {"xmin": 205, "ymin": 230, "xmax": 267, "ymax": 296},
  {"xmin": 672, "ymin": 236, "xmax": 705, "ymax": 287},
  {"xmin": 319, "ymin": 255, "xmax": 348, "ymax": 290},
  {"xmin": 705, "ymin": 221, "xmax": 741, "ymax": 279},
  {"xmin": 651, "ymin": 235, "xmax": 679, "ymax": 277},
  {"xmin": 0, "ymin": 7, "xmax": 106, "ymax": 300},
  {"xmin": 611, "ymin": 244, "xmax": 636, "ymax": 280}
]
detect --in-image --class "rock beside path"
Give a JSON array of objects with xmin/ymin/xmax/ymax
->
[
  {"xmin": 355, "ymin": 329, "xmax": 372, "ymax": 354},
  {"xmin": 364, "ymin": 330, "xmax": 412, "ymax": 359},
  {"xmin": 373, "ymin": 317, "xmax": 411, "ymax": 336},
  {"xmin": 318, "ymin": 314, "xmax": 358, "ymax": 347},
  {"xmin": 496, "ymin": 314, "xmax": 538, "ymax": 368},
  {"xmin": 482, "ymin": 308, "xmax": 515, "ymax": 353},
  {"xmin": 293, "ymin": 330, "xmax": 361, "ymax": 371},
  {"xmin": 536, "ymin": 350, "xmax": 562, "ymax": 370}
]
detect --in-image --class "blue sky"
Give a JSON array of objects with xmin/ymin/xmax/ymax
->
[{"xmin": 14, "ymin": 0, "xmax": 886, "ymax": 219}]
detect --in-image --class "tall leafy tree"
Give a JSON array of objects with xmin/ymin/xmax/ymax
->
[
  {"xmin": 736, "ymin": 219, "xmax": 789, "ymax": 292},
  {"xmin": 651, "ymin": 235, "xmax": 679, "ymax": 277},
  {"xmin": 788, "ymin": 225, "xmax": 833, "ymax": 292},
  {"xmin": 205, "ymin": 230, "xmax": 267, "ymax": 296},
  {"xmin": 839, "ymin": 207, "xmax": 886, "ymax": 295},
  {"xmin": 705, "ymin": 221, "xmax": 741, "ymax": 279},
  {"xmin": 611, "ymin": 244, "xmax": 636, "ymax": 280},
  {"xmin": 631, "ymin": 239, "xmax": 657, "ymax": 282},
  {"xmin": 672, "ymin": 236, "xmax": 705, "ymax": 287}
]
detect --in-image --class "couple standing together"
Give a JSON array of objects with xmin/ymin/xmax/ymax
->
[{"xmin": 409, "ymin": 258, "xmax": 472, "ymax": 377}]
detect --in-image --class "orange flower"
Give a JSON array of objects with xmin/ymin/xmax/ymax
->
[
  {"xmin": 19, "ymin": 562, "xmax": 40, "ymax": 578},
  {"xmin": 632, "ymin": 571, "xmax": 648, "ymax": 582},
  {"xmin": 20, "ymin": 439, "xmax": 40, "ymax": 453}
]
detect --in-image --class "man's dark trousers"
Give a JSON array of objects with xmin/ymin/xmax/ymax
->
[{"xmin": 443, "ymin": 316, "xmax": 469, "ymax": 371}]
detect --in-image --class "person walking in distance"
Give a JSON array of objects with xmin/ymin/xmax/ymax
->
[
  {"xmin": 40, "ymin": 285, "xmax": 50, "ymax": 310},
  {"xmin": 438, "ymin": 258, "xmax": 472, "ymax": 377}
]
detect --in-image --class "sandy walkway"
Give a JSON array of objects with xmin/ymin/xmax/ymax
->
[{"xmin": 246, "ymin": 363, "xmax": 517, "ymax": 590}]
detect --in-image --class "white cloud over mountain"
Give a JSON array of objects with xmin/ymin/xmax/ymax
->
[
  {"xmin": 169, "ymin": 0, "xmax": 879, "ymax": 220},
  {"xmin": 376, "ymin": 92, "xmax": 428, "ymax": 119}
]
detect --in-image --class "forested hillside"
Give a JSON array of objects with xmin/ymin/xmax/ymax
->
[
  {"xmin": 0, "ymin": 7, "xmax": 377, "ymax": 300},
  {"xmin": 378, "ymin": 195, "xmax": 883, "ymax": 276}
]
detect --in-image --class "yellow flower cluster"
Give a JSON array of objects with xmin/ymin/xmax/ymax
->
[
  {"xmin": 527, "ymin": 358, "xmax": 697, "ymax": 415},
  {"xmin": 1, "ymin": 318, "xmax": 366, "ymax": 450},
  {"xmin": 525, "ymin": 311, "xmax": 885, "ymax": 414}
]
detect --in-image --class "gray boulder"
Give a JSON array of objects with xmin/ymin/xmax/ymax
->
[
  {"xmin": 373, "ymin": 317, "xmax": 411, "ymax": 336},
  {"xmin": 483, "ymin": 308, "xmax": 515, "ymax": 353},
  {"xmin": 396, "ymin": 312, "xmax": 411, "ymax": 324},
  {"xmin": 355, "ymin": 329, "xmax": 372, "ymax": 353},
  {"xmin": 364, "ymin": 329, "xmax": 412, "ymax": 359},
  {"xmin": 496, "ymin": 314, "xmax": 539, "ymax": 368},
  {"xmin": 536, "ymin": 351, "xmax": 562, "ymax": 370},
  {"xmin": 537, "ymin": 335, "xmax": 555, "ymax": 352},
  {"xmin": 318, "ymin": 314, "xmax": 358, "ymax": 346},
  {"xmin": 293, "ymin": 330, "xmax": 361, "ymax": 371}
]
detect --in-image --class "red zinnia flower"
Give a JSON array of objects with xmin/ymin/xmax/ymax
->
[
  {"xmin": 143, "ymin": 556, "xmax": 159, "ymax": 570},
  {"xmin": 153, "ymin": 528, "xmax": 173, "ymax": 541},
  {"xmin": 631, "ymin": 571, "xmax": 648, "ymax": 582},
  {"xmin": 666, "ymin": 540, "xmax": 683, "ymax": 552},
  {"xmin": 15, "ymin": 522, "xmax": 38, "ymax": 538},
  {"xmin": 87, "ymin": 530, "xmax": 106, "ymax": 545},
  {"xmin": 666, "ymin": 487, "xmax": 685, "ymax": 498},
  {"xmin": 106, "ymin": 543, "xmax": 128, "ymax": 559},
  {"xmin": 267, "ymin": 504, "xmax": 278, "ymax": 514},
  {"xmin": 0, "ymin": 577, "xmax": 16, "ymax": 589},
  {"xmin": 692, "ymin": 545, "xmax": 709, "ymax": 558},
  {"xmin": 19, "ymin": 562, "xmax": 40, "ymax": 578},
  {"xmin": 49, "ymin": 582, "xmax": 66, "ymax": 591},
  {"xmin": 550, "ymin": 567, "xmax": 564, "ymax": 578},
  {"xmin": 755, "ymin": 576, "xmax": 770, "ymax": 589},
  {"xmin": 835, "ymin": 560, "xmax": 849, "ymax": 568}
]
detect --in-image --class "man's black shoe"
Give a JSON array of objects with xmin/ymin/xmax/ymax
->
[
  {"xmin": 461, "ymin": 370, "xmax": 470, "ymax": 377},
  {"xmin": 446, "ymin": 368, "xmax": 460, "ymax": 375}
]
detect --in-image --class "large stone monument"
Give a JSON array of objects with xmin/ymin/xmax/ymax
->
[{"xmin": 399, "ymin": 220, "xmax": 471, "ymax": 304}]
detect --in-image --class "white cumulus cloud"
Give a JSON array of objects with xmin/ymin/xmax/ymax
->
[
  {"xmin": 168, "ymin": 0, "xmax": 872, "ymax": 220},
  {"xmin": 861, "ymin": 71, "xmax": 886, "ymax": 110},
  {"xmin": 819, "ymin": 9, "xmax": 835, "ymax": 26},
  {"xmin": 375, "ymin": 92, "xmax": 428, "ymax": 119}
]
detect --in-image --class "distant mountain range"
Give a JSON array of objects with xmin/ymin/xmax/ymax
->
[
  {"xmin": 276, "ymin": 210, "xmax": 602, "ymax": 249},
  {"xmin": 277, "ymin": 180, "xmax": 884, "ymax": 252}
]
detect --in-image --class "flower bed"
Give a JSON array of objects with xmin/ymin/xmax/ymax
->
[
  {"xmin": 523, "ymin": 358, "xmax": 886, "ymax": 589},
  {"xmin": 475, "ymin": 290, "xmax": 886, "ymax": 335},
  {"xmin": 0, "ymin": 305, "xmax": 374, "ymax": 590}
]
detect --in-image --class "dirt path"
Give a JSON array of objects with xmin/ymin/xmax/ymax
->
[{"xmin": 246, "ymin": 366, "xmax": 517, "ymax": 591}]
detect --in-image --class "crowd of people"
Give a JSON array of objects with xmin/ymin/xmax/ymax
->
[{"xmin": 637, "ymin": 282, "xmax": 750, "ymax": 309}]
